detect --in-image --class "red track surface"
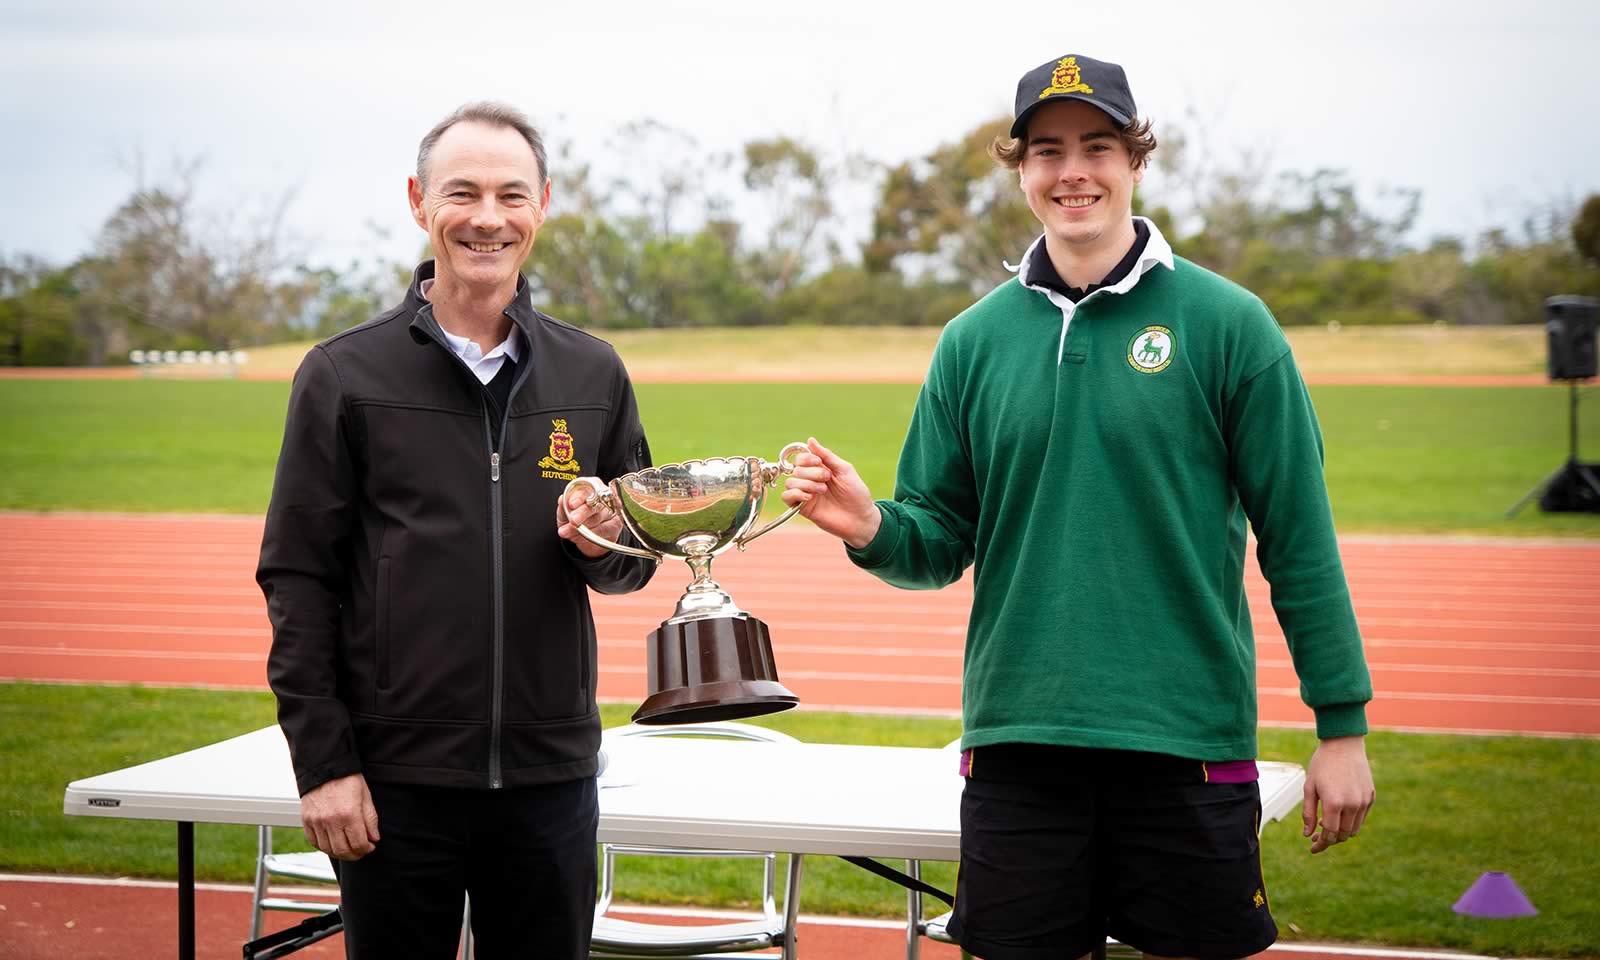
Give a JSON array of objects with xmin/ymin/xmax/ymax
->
[
  {"xmin": 2, "ymin": 512, "xmax": 1597, "ymax": 737},
  {"xmin": 1, "ymin": 875, "xmax": 1411, "ymax": 960}
]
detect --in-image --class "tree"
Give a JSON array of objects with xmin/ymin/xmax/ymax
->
[
  {"xmin": 0, "ymin": 256, "xmax": 88, "ymax": 366},
  {"xmin": 611, "ymin": 120, "xmax": 731, "ymax": 238},
  {"xmin": 741, "ymin": 137, "xmax": 835, "ymax": 297},
  {"xmin": 864, "ymin": 117, "xmax": 1037, "ymax": 293},
  {"xmin": 524, "ymin": 154, "xmax": 768, "ymax": 328},
  {"xmin": 1573, "ymin": 194, "xmax": 1600, "ymax": 266},
  {"xmin": 773, "ymin": 266, "xmax": 972, "ymax": 327},
  {"xmin": 70, "ymin": 160, "xmax": 322, "ymax": 361}
]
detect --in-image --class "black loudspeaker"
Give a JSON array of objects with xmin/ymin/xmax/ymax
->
[{"xmin": 1547, "ymin": 295, "xmax": 1599, "ymax": 381}]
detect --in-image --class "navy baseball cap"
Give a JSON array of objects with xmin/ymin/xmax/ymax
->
[{"xmin": 1010, "ymin": 54, "xmax": 1137, "ymax": 139}]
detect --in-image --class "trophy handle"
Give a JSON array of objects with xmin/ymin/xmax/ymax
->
[
  {"xmin": 561, "ymin": 477, "xmax": 660, "ymax": 561},
  {"xmin": 737, "ymin": 442, "xmax": 810, "ymax": 550}
]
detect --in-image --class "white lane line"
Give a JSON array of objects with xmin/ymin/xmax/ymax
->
[
  {"xmin": 1351, "ymin": 600, "xmax": 1600, "ymax": 615},
  {"xmin": 1258, "ymin": 615, "xmax": 1597, "ymax": 633},
  {"xmin": 1356, "ymin": 637, "xmax": 1600, "ymax": 653},
  {"xmin": 0, "ymin": 567, "xmax": 244, "ymax": 582},
  {"xmin": 1260, "ymin": 686, "xmax": 1600, "ymax": 707},
  {"xmin": 0, "ymin": 600, "xmax": 266, "ymax": 615},
  {"xmin": 596, "ymin": 615, "xmax": 969, "ymax": 636},
  {"xmin": 0, "ymin": 676, "xmax": 267, "ymax": 691},
  {"xmin": 0, "ymin": 645, "xmax": 263, "ymax": 662},
  {"xmin": 595, "ymin": 664, "xmax": 959, "ymax": 685},
  {"xmin": 598, "ymin": 639, "xmax": 963, "ymax": 658},
  {"xmin": 1257, "ymin": 658, "xmax": 1600, "ymax": 679},
  {"xmin": 2, "ymin": 581, "xmax": 263, "ymax": 598},
  {"xmin": 0, "ymin": 621, "xmax": 267, "ymax": 637}
]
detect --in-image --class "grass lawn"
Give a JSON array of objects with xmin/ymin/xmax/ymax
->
[
  {"xmin": 1315, "ymin": 385, "xmax": 1600, "ymax": 533},
  {"xmin": 2, "ymin": 379, "xmax": 1597, "ymax": 536},
  {"xmin": 3, "ymin": 682, "xmax": 1596, "ymax": 957}
]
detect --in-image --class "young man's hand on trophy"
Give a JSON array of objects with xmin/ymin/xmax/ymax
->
[
  {"xmin": 779, "ymin": 437, "xmax": 882, "ymax": 550},
  {"xmin": 556, "ymin": 478, "xmax": 626, "ymax": 558}
]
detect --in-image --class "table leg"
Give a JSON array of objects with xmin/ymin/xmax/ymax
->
[
  {"xmin": 179, "ymin": 821, "xmax": 194, "ymax": 960},
  {"xmin": 781, "ymin": 854, "xmax": 805, "ymax": 960}
]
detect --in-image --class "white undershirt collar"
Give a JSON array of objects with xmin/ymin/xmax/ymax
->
[
  {"xmin": 1005, "ymin": 217, "xmax": 1176, "ymax": 365},
  {"xmin": 420, "ymin": 277, "xmax": 523, "ymax": 385}
]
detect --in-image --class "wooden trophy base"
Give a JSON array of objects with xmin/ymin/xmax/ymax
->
[{"xmin": 633, "ymin": 613, "xmax": 799, "ymax": 725}]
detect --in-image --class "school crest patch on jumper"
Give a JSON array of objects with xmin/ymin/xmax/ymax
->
[
  {"xmin": 538, "ymin": 418, "xmax": 581, "ymax": 480},
  {"xmin": 1038, "ymin": 56, "xmax": 1094, "ymax": 99},
  {"xmin": 1127, "ymin": 326, "xmax": 1175, "ymax": 374}
]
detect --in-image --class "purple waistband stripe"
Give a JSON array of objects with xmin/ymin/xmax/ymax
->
[
  {"xmin": 1203, "ymin": 760, "xmax": 1259, "ymax": 783},
  {"xmin": 958, "ymin": 748, "xmax": 972, "ymax": 778}
]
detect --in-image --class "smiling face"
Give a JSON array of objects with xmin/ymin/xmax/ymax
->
[
  {"xmin": 407, "ymin": 120, "xmax": 549, "ymax": 300},
  {"xmin": 1017, "ymin": 99, "xmax": 1143, "ymax": 258}
]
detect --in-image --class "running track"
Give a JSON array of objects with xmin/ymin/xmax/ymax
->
[
  {"xmin": 2, "ymin": 513, "xmax": 1597, "ymax": 737},
  {"xmin": 0, "ymin": 873, "xmax": 1497, "ymax": 960}
]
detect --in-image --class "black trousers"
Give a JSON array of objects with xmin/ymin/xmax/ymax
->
[{"xmin": 334, "ymin": 777, "xmax": 597, "ymax": 959}]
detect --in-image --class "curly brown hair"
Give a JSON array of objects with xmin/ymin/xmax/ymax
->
[{"xmin": 988, "ymin": 116, "xmax": 1157, "ymax": 172}]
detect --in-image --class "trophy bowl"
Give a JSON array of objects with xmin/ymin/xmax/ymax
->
[{"xmin": 565, "ymin": 442, "xmax": 808, "ymax": 724}]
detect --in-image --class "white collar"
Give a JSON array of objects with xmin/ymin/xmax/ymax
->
[
  {"xmin": 421, "ymin": 277, "xmax": 523, "ymax": 366},
  {"xmin": 1007, "ymin": 215, "xmax": 1176, "ymax": 297},
  {"xmin": 1004, "ymin": 217, "xmax": 1177, "ymax": 365},
  {"xmin": 438, "ymin": 325, "xmax": 522, "ymax": 365}
]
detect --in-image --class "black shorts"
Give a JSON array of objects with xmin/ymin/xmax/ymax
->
[{"xmin": 946, "ymin": 744, "xmax": 1276, "ymax": 960}]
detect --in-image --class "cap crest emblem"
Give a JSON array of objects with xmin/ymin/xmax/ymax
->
[{"xmin": 1039, "ymin": 56, "xmax": 1094, "ymax": 99}]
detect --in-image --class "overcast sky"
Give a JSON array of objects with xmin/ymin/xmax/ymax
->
[{"xmin": 5, "ymin": 0, "xmax": 1598, "ymax": 272}]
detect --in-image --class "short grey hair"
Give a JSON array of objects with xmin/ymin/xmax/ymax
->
[{"xmin": 416, "ymin": 101, "xmax": 549, "ymax": 189}]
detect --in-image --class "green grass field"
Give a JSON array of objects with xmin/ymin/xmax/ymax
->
[
  {"xmin": 4, "ymin": 683, "xmax": 1596, "ymax": 957},
  {"xmin": 2, "ymin": 378, "xmax": 1597, "ymax": 535}
]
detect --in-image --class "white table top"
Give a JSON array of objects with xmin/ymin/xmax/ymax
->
[{"xmin": 65, "ymin": 727, "xmax": 1306, "ymax": 861}]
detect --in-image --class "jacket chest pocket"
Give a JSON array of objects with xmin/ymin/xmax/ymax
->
[{"xmin": 360, "ymin": 404, "xmax": 487, "ymax": 512}]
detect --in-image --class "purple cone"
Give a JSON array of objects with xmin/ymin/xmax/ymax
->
[{"xmin": 1453, "ymin": 872, "xmax": 1538, "ymax": 918}]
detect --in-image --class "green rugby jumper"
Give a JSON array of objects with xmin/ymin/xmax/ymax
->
[{"xmin": 848, "ymin": 221, "xmax": 1373, "ymax": 761}]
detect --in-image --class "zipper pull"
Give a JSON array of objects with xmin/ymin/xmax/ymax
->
[{"xmin": 490, "ymin": 452, "xmax": 501, "ymax": 482}]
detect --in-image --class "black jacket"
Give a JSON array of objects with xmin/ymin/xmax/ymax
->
[{"xmin": 257, "ymin": 262, "xmax": 655, "ymax": 795}]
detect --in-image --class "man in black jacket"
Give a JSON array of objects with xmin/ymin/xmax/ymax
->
[{"xmin": 257, "ymin": 101, "xmax": 656, "ymax": 958}]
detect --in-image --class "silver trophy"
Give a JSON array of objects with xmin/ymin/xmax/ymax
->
[{"xmin": 564, "ymin": 442, "xmax": 808, "ymax": 724}]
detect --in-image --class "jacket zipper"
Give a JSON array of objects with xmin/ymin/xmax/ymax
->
[
  {"xmin": 487, "ymin": 315, "xmax": 534, "ymax": 789},
  {"xmin": 417, "ymin": 303, "xmax": 535, "ymax": 790},
  {"xmin": 486, "ymin": 415, "xmax": 504, "ymax": 788}
]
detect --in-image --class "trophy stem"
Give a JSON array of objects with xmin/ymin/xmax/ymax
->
[
  {"xmin": 671, "ymin": 537, "xmax": 745, "ymax": 622},
  {"xmin": 685, "ymin": 551, "xmax": 716, "ymax": 590}
]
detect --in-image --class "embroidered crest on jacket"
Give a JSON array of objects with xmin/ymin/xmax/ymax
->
[{"xmin": 539, "ymin": 418, "xmax": 581, "ymax": 479}]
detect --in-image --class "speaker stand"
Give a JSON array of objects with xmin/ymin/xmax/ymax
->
[{"xmin": 1506, "ymin": 381, "xmax": 1600, "ymax": 516}]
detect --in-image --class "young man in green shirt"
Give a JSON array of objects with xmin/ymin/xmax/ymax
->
[{"xmin": 782, "ymin": 54, "xmax": 1375, "ymax": 959}]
